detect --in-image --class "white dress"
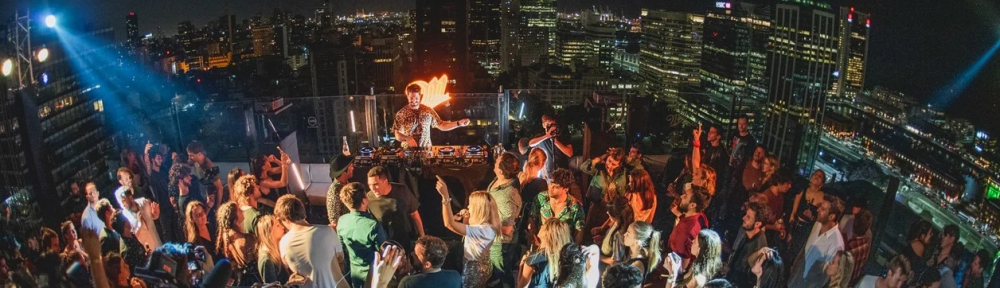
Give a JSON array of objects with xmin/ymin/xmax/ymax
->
[{"xmin": 280, "ymin": 225, "xmax": 349, "ymax": 288}]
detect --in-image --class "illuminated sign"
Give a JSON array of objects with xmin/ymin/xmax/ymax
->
[
  {"xmin": 988, "ymin": 181, "xmax": 1000, "ymax": 199},
  {"xmin": 715, "ymin": 2, "xmax": 731, "ymax": 9},
  {"xmin": 409, "ymin": 74, "xmax": 451, "ymax": 108}
]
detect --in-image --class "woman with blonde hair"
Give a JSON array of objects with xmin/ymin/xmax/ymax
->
[
  {"xmin": 518, "ymin": 218, "xmax": 573, "ymax": 288},
  {"xmin": 183, "ymin": 201, "xmax": 213, "ymax": 250},
  {"xmin": 255, "ymin": 215, "xmax": 290, "ymax": 283},
  {"xmin": 436, "ymin": 176, "xmax": 502, "ymax": 288},
  {"xmin": 216, "ymin": 201, "xmax": 258, "ymax": 285},
  {"xmin": 824, "ymin": 250, "xmax": 854, "ymax": 288},
  {"xmin": 621, "ymin": 221, "xmax": 662, "ymax": 280}
]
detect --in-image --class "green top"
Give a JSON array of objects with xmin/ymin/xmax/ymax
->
[
  {"xmin": 337, "ymin": 211, "xmax": 387, "ymax": 288},
  {"xmin": 579, "ymin": 160, "xmax": 630, "ymax": 203},
  {"xmin": 487, "ymin": 178, "xmax": 521, "ymax": 270},
  {"xmin": 241, "ymin": 207, "xmax": 260, "ymax": 236},
  {"xmin": 534, "ymin": 193, "xmax": 585, "ymax": 231}
]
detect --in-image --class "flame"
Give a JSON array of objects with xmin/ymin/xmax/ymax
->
[{"xmin": 409, "ymin": 74, "xmax": 450, "ymax": 108}]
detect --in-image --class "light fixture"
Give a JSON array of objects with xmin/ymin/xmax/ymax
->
[
  {"xmin": 40, "ymin": 72, "xmax": 49, "ymax": 85},
  {"xmin": 44, "ymin": 15, "xmax": 57, "ymax": 28},
  {"xmin": 1, "ymin": 59, "xmax": 12, "ymax": 76},
  {"xmin": 36, "ymin": 48, "xmax": 49, "ymax": 62}
]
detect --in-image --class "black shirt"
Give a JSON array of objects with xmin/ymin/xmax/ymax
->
[
  {"xmin": 367, "ymin": 183, "xmax": 420, "ymax": 244},
  {"xmin": 726, "ymin": 231, "xmax": 767, "ymax": 288},
  {"xmin": 398, "ymin": 270, "xmax": 463, "ymax": 288},
  {"xmin": 729, "ymin": 133, "xmax": 757, "ymax": 170}
]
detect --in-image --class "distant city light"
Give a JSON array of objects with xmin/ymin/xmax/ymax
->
[
  {"xmin": 36, "ymin": 48, "xmax": 49, "ymax": 62},
  {"xmin": 1, "ymin": 59, "xmax": 11, "ymax": 76},
  {"xmin": 833, "ymin": 70, "xmax": 840, "ymax": 77},
  {"xmin": 44, "ymin": 15, "xmax": 57, "ymax": 28}
]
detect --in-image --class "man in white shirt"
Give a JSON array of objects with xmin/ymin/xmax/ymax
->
[
  {"xmin": 789, "ymin": 194, "xmax": 845, "ymax": 288},
  {"xmin": 856, "ymin": 255, "xmax": 911, "ymax": 288},
  {"xmin": 276, "ymin": 194, "xmax": 349, "ymax": 288}
]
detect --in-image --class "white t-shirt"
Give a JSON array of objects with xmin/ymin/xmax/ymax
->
[
  {"xmin": 854, "ymin": 275, "xmax": 878, "ymax": 288},
  {"xmin": 464, "ymin": 224, "xmax": 496, "ymax": 261},
  {"xmin": 280, "ymin": 225, "xmax": 349, "ymax": 288}
]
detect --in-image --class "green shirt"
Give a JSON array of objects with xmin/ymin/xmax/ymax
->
[
  {"xmin": 487, "ymin": 178, "xmax": 521, "ymax": 270},
  {"xmin": 241, "ymin": 207, "xmax": 260, "ymax": 236},
  {"xmin": 535, "ymin": 193, "xmax": 585, "ymax": 231},
  {"xmin": 337, "ymin": 211, "xmax": 387, "ymax": 288}
]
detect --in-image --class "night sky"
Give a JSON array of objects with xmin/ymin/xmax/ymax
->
[{"xmin": 4, "ymin": 0, "xmax": 1000, "ymax": 133}]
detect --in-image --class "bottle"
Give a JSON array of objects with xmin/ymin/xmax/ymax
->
[{"xmin": 342, "ymin": 136, "xmax": 351, "ymax": 156}]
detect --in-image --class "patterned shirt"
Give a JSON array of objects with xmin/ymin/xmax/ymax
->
[
  {"xmin": 391, "ymin": 105, "xmax": 442, "ymax": 148},
  {"xmin": 535, "ymin": 193, "xmax": 584, "ymax": 231},
  {"xmin": 326, "ymin": 181, "xmax": 348, "ymax": 225},
  {"xmin": 847, "ymin": 234, "xmax": 872, "ymax": 286}
]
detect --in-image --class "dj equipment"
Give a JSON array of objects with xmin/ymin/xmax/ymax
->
[{"xmin": 355, "ymin": 145, "xmax": 490, "ymax": 167}]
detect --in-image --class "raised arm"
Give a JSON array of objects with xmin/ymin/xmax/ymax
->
[
  {"xmin": 259, "ymin": 154, "xmax": 291, "ymax": 190},
  {"xmin": 691, "ymin": 124, "xmax": 703, "ymax": 178},
  {"xmin": 436, "ymin": 176, "xmax": 467, "ymax": 236},
  {"xmin": 554, "ymin": 137, "xmax": 574, "ymax": 158}
]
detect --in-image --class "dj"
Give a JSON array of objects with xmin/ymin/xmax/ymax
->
[{"xmin": 392, "ymin": 83, "xmax": 471, "ymax": 148}]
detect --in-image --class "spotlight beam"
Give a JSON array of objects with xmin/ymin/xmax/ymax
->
[{"xmin": 930, "ymin": 39, "xmax": 1000, "ymax": 108}]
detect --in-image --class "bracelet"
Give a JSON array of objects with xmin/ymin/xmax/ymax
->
[{"xmin": 442, "ymin": 198, "xmax": 452, "ymax": 204}]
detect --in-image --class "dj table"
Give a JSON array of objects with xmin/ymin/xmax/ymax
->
[{"xmin": 354, "ymin": 145, "xmax": 495, "ymax": 197}]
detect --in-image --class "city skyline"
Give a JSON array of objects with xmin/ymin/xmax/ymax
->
[{"xmin": 3, "ymin": 0, "xmax": 998, "ymax": 134}]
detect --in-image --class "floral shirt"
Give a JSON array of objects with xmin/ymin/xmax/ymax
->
[
  {"xmin": 535, "ymin": 193, "xmax": 584, "ymax": 231},
  {"xmin": 391, "ymin": 105, "xmax": 443, "ymax": 148}
]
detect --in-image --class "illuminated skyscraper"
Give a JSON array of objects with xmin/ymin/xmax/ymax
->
[
  {"xmin": 639, "ymin": 9, "xmax": 704, "ymax": 101},
  {"xmin": 469, "ymin": 0, "xmax": 502, "ymax": 76},
  {"xmin": 500, "ymin": 0, "xmax": 520, "ymax": 72},
  {"xmin": 126, "ymin": 12, "xmax": 139, "ymax": 48},
  {"xmin": 555, "ymin": 16, "xmax": 587, "ymax": 69},
  {"xmin": 252, "ymin": 26, "xmax": 276, "ymax": 58},
  {"xmin": 700, "ymin": 2, "xmax": 771, "ymax": 133},
  {"xmin": 0, "ymin": 24, "xmax": 116, "ymax": 223},
  {"xmin": 830, "ymin": 6, "xmax": 870, "ymax": 110},
  {"xmin": 518, "ymin": 0, "xmax": 556, "ymax": 66},
  {"xmin": 415, "ymin": 0, "xmax": 468, "ymax": 90},
  {"xmin": 760, "ymin": 1, "xmax": 838, "ymax": 173}
]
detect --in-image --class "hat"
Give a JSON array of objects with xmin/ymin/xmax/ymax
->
[{"xmin": 329, "ymin": 153, "xmax": 355, "ymax": 180}]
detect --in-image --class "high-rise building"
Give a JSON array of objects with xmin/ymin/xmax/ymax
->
[
  {"xmin": 252, "ymin": 26, "xmax": 276, "ymax": 58},
  {"xmin": 310, "ymin": 43, "xmax": 357, "ymax": 97},
  {"xmin": 177, "ymin": 21, "xmax": 196, "ymax": 55},
  {"xmin": 555, "ymin": 16, "xmax": 587, "ymax": 69},
  {"xmin": 469, "ymin": 0, "xmax": 502, "ymax": 76},
  {"xmin": 639, "ymin": 9, "xmax": 704, "ymax": 101},
  {"xmin": 584, "ymin": 21, "xmax": 618, "ymax": 71},
  {"xmin": 830, "ymin": 7, "xmax": 870, "ymax": 110},
  {"xmin": 700, "ymin": 2, "xmax": 771, "ymax": 134},
  {"xmin": 126, "ymin": 12, "xmax": 140, "ymax": 48},
  {"xmin": 0, "ymin": 26, "xmax": 116, "ymax": 224},
  {"xmin": 500, "ymin": 0, "xmax": 520, "ymax": 72},
  {"xmin": 415, "ymin": 0, "xmax": 468, "ymax": 91},
  {"xmin": 358, "ymin": 35, "xmax": 401, "ymax": 93},
  {"xmin": 760, "ymin": 2, "xmax": 838, "ymax": 173},
  {"xmin": 518, "ymin": 0, "xmax": 557, "ymax": 66}
]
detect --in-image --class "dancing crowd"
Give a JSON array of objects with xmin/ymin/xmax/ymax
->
[{"xmin": 0, "ymin": 114, "xmax": 993, "ymax": 288}]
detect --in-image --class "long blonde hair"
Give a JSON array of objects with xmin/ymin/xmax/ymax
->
[
  {"xmin": 519, "ymin": 148, "xmax": 548, "ymax": 183},
  {"xmin": 828, "ymin": 251, "xmax": 855, "ymax": 288},
  {"xmin": 539, "ymin": 218, "xmax": 571, "ymax": 283},
  {"xmin": 468, "ymin": 191, "xmax": 502, "ymax": 233},
  {"xmin": 184, "ymin": 201, "xmax": 207, "ymax": 243},
  {"xmin": 255, "ymin": 215, "xmax": 285, "ymax": 269},
  {"xmin": 630, "ymin": 221, "xmax": 662, "ymax": 274}
]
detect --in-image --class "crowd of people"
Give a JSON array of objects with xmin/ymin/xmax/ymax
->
[{"xmin": 0, "ymin": 114, "xmax": 994, "ymax": 288}]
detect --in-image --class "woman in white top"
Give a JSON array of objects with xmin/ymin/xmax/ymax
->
[
  {"xmin": 116, "ymin": 185, "xmax": 162, "ymax": 251},
  {"xmin": 436, "ymin": 176, "xmax": 502, "ymax": 288}
]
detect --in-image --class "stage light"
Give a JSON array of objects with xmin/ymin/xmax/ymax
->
[
  {"xmin": 40, "ymin": 72, "xmax": 49, "ymax": 85},
  {"xmin": 45, "ymin": 15, "xmax": 57, "ymax": 28},
  {"xmin": 350, "ymin": 110, "xmax": 357, "ymax": 133},
  {"xmin": 1, "ymin": 59, "xmax": 11, "ymax": 76},
  {"xmin": 36, "ymin": 48, "xmax": 49, "ymax": 62}
]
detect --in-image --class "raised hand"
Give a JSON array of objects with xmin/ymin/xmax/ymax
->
[
  {"xmin": 372, "ymin": 245, "xmax": 403, "ymax": 288},
  {"xmin": 435, "ymin": 176, "xmax": 450, "ymax": 198}
]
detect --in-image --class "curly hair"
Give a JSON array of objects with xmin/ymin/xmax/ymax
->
[
  {"xmin": 555, "ymin": 243, "xmax": 586, "ymax": 288},
  {"xmin": 745, "ymin": 201, "xmax": 772, "ymax": 227},
  {"xmin": 415, "ymin": 236, "xmax": 449, "ymax": 269},
  {"xmin": 227, "ymin": 168, "xmax": 247, "ymax": 198},
  {"xmin": 215, "ymin": 202, "xmax": 249, "ymax": 266},
  {"xmin": 602, "ymin": 264, "xmax": 642, "ymax": 288},
  {"xmin": 169, "ymin": 163, "xmax": 193, "ymax": 188},
  {"xmin": 232, "ymin": 175, "xmax": 258, "ymax": 206},
  {"xmin": 550, "ymin": 168, "xmax": 575, "ymax": 189},
  {"xmin": 339, "ymin": 182, "xmax": 368, "ymax": 211},
  {"xmin": 497, "ymin": 152, "xmax": 522, "ymax": 179}
]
